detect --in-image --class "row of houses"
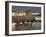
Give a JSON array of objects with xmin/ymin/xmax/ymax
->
[{"xmin": 12, "ymin": 12, "xmax": 41, "ymax": 21}]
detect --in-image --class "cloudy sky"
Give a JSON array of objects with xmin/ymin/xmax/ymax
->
[{"xmin": 12, "ymin": 6, "xmax": 41, "ymax": 13}]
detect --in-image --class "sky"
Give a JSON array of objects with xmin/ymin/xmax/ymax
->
[{"xmin": 12, "ymin": 6, "xmax": 41, "ymax": 13}]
